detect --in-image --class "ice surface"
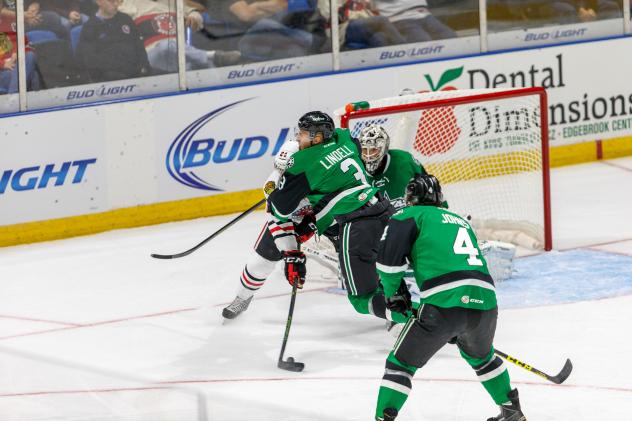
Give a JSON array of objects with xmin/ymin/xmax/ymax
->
[{"xmin": 0, "ymin": 158, "xmax": 631, "ymax": 420}]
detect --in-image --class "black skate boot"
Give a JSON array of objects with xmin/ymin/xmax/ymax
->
[
  {"xmin": 222, "ymin": 296, "xmax": 253, "ymax": 319},
  {"xmin": 487, "ymin": 389, "xmax": 526, "ymax": 421},
  {"xmin": 377, "ymin": 408, "xmax": 398, "ymax": 421}
]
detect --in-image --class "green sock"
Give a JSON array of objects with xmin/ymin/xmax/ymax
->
[
  {"xmin": 375, "ymin": 352, "xmax": 418, "ymax": 419},
  {"xmin": 461, "ymin": 346, "xmax": 512, "ymax": 405}
]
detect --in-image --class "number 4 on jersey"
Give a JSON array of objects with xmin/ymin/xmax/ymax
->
[{"xmin": 453, "ymin": 227, "xmax": 483, "ymax": 266}]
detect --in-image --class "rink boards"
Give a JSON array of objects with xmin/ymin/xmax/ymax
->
[{"xmin": 2, "ymin": 37, "xmax": 632, "ymax": 246}]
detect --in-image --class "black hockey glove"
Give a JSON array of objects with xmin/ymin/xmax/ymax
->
[
  {"xmin": 295, "ymin": 213, "xmax": 317, "ymax": 244},
  {"xmin": 385, "ymin": 280, "xmax": 412, "ymax": 316},
  {"xmin": 282, "ymin": 250, "xmax": 306, "ymax": 289}
]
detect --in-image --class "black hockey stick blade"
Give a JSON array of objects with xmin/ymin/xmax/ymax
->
[
  {"xmin": 549, "ymin": 358, "xmax": 573, "ymax": 384},
  {"xmin": 150, "ymin": 198, "xmax": 266, "ymax": 259},
  {"xmin": 495, "ymin": 348, "xmax": 573, "ymax": 384},
  {"xmin": 278, "ymin": 357, "xmax": 305, "ymax": 372}
]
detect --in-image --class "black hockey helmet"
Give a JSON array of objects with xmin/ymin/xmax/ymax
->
[
  {"xmin": 298, "ymin": 111, "xmax": 335, "ymax": 140},
  {"xmin": 405, "ymin": 174, "xmax": 444, "ymax": 207}
]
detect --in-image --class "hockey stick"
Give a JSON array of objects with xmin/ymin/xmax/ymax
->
[
  {"xmin": 150, "ymin": 198, "xmax": 266, "ymax": 259},
  {"xmin": 494, "ymin": 348, "xmax": 573, "ymax": 384},
  {"xmin": 277, "ymin": 280, "xmax": 305, "ymax": 372},
  {"xmin": 302, "ymin": 245, "xmax": 339, "ymax": 270}
]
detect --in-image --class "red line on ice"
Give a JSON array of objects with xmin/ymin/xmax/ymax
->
[
  {"xmin": 599, "ymin": 160, "xmax": 632, "ymax": 172},
  {"xmin": 1, "ymin": 376, "xmax": 630, "ymax": 398},
  {"xmin": 0, "ymin": 287, "xmax": 331, "ymax": 341},
  {"xmin": 0, "ymin": 315, "xmax": 82, "ymax": 327}
]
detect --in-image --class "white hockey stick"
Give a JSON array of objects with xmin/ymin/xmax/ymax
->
[{"xmin": 302, "ymin": 245, "xmax": 339, "ymax": 270}]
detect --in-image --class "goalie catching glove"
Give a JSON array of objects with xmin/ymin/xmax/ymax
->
[
  {"xmin": 282, "ymin": 250, "xmax": 306, "ymax": 289},
  {"xmin": 385, "ymin": 279, "xmax": 412, "ymax": 316}
]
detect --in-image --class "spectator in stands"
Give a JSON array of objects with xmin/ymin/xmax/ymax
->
[
  {"xmin": 0, "ymin": 26, "xmax": 40, "ymax": 93},
  {"xmin": 118, "ymin": 0, "xmax": 241, "ymax": 71},
  {"xmin": 194, "ymin": 0, "xmax": 266, "ymax": 52},
  {"xmin": 338, "ymin": 0, "xmax": 407, "ymax": 49},
  {"xmin": 233, "ymin": 0, "xmax": 328, "ymax": 62},
  {"xmin": 39, "ymin": 0, "xmax": 89, "ymax": 31},
  {"xmin": 1, "ymin": 0, "xmax": 68, "ymax": 39},
  {"xmin": 75, "ymin": 0, "xmax": 150, "ymax": 83},
  {"xmin": 372, "ymin": 0, "xmax": 457, "ymax": 43},
  {"xmin": 492, "ymin": 0, "xmax": 620, "ymax": 26},
  {"xmin": 574, "ymin": 0, "xmax": 621, "ymax": 21},
  {"xmin": 0, "ymin": 0, "xmax": 14, "ymax": 22}
]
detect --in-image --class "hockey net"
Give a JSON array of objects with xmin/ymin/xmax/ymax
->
[{"xmin": 336, "ymin": 88, "xmax": 552, "ymax": 251}]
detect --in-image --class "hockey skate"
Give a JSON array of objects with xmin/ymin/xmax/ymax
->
[
  {"xmin": 222, "ymin": 296, "xmax": 253, "ymax": 319},
  {"xmin": 377, "ymin": 408, "xmax": 398, "ymax": 421},
  {"xmin": 487, "ymin": 389, "xmax": 526, "ymax": 421}
]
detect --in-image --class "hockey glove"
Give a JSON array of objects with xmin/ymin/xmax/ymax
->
[
  {"xmin": 282, "ymin": 250, "xmax": 306, "ymax": 289},
  {"xmin": 295, "ymin": 213, "xmax": 317, "ymax": 244},
  {"xmin": 385, "ymin": 280, "xmax": 412, "ymax": 316}
]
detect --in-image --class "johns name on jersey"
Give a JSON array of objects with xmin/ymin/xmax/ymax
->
[{"xmin": 441, "ymin": 213, "xmax": 470, "ymax": 228}]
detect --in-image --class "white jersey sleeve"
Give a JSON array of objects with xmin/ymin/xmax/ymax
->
[
  {"xmin": 263, "ymin": 140, "xmax": 300, "ymax": 197},
  {"xmin": 274, "ymin": 140, "xmax": 299, "ymax": 171}
]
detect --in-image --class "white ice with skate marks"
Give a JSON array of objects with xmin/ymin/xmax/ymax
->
[{"xmin": 0, "ymin": 158, "xmax": 631, "ymax": 420}]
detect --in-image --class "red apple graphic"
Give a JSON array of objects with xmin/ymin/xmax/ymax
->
[{"xmin": 413, "ymin": 67, "xmax": 463, "ymax": 157}]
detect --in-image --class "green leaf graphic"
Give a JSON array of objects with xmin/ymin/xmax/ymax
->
[
  {"xmin": 436, "ymin": 66, "xmax": 464, "ymax": 90},
  {"xmin": 424, "ymin": 73, "xmax": 438, "ymax": 91}
]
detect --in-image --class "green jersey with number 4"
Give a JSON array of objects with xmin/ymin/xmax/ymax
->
[
  {"xmin": 369, "ymin": 149, "xmax": 425, "ymax": 211},
  {"xmin": 268, "ymin": 128, "xmax": 378, "ymax": 234},
  {"xmin": 377, "ymin": 205, "xmax": 497, "ymax": 310}
]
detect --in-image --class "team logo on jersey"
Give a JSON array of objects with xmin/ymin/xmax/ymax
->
[
  {"xmin": 391, "ymin": 197, "xmax": 406, "ymax": 210},
  {"xmin": 121, "ymin": 25, "xmax": 131, "ymax": 34},
  {"xmin": 373, "ymin": 177, "xmax": 388, "ymax": 188},
  {"xmin": 286, "ymin": 157, "xmax": 294, "ymax": 168},
  {"xmin": 0, "ymin": 34, "xmax": 12, "ymax": 55},
  {"xmin": 263, "ymin": 181, "xmax": 276, "ymax": 195},
  {"xmin": 152, "ymin": 14, "xmax": 176, "ymax": 35}
]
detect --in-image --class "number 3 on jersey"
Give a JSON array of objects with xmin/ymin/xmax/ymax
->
[
  {"xmin": 340, "ymin": 158, "xmax": 368, "ymax": 185},
  {"xmin": 453, "ymin": 227, "xmax": 483, "ymax": 266}
]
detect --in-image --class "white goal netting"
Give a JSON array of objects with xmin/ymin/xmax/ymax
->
[{"xmin": 336, "ymin": 88, "xmax": 552, "ymax": 251}]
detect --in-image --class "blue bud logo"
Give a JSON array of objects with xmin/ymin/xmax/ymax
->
[
  {"xmin": 166, "ymin": 98, "xmax": 290, "ymax": 191},
  {"xmin": 166, "ymin": 99, "xmax": 252, "ymax": 191}
]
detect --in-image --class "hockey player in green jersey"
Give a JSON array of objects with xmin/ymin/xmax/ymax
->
[
  {"xmin": 359, "ymin": 124, "xmax": 425, "ymax": 211},
  {"xmin": 267, "ymin": 111, "xmax": 409, "ymax": 324},
  {"xmin": 358, "ymin": 124, "xmax": 426, "ymax": 316},
  {"xmin": 374, "ymin": 174, "xmax": 526, "ymax": 421}
]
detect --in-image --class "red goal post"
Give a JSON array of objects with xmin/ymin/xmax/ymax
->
[{"xmin": 337, "ymin": 87, "xmax": 552, "ymax": 251}]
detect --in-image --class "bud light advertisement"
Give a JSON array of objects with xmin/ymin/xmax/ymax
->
[{"xmin": 160, "ymin": 97, "xmax": 294, "ymax": 197}]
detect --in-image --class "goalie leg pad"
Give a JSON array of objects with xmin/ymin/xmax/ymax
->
[{"xmin": 480, "ymin": 240, "xmax": 516, "ymax": 283}]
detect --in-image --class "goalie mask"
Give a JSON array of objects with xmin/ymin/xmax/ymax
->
[
  {"xmin": 405, "ymin": 174, "xmax": 444, "ymax": 207},
  {"xmin": 297, "ymin": 111, "xmax": 335, "ymax": 142},
  {"xmin": 358, "ymin": 124, "xmax": 389, "ymax": 175}
]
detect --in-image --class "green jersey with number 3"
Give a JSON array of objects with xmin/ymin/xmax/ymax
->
[
  {"xmin": 377, "ymin": 205, "xmax": 497, "ymax": 310},
  {"xmin": 268, "ymin": 128, "xmax": 378, "ymax": 233}
]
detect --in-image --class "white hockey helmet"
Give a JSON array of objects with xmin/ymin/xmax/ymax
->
[{"xmin": 359, "ymin": 124, "xmax": 390, "ymax": 175}]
